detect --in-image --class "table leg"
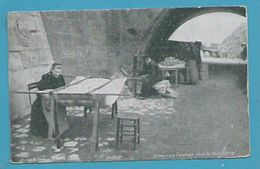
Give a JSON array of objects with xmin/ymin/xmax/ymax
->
[
  {"xmin": 133, "ymin": 81, "xmax": 137, "ymax": 97},
  {"xmin": 186, "ymin": 68, "xmax": 189, "ymax": 83},
  {"xmin": 111, "ymin": 103, "xmax": 115, "ymax": 119},
  {"xmin": 133, "ymin": 120, "xmax": 137, "ymax": 150},
  {"xmin": 137, "ymin": 118, "xmax": 140, "ymax": 144},
  {"xmin": 115, "ymin": 100, "xmax": 118, "ymax": 115},
  {"xmin": 48, "ymin": 92, "xmax": 55, "ymax": 155},
  {"xmin": 90, "ymin": 96, "xmax": 100, "ymax": 160},
  {"xmin": 175, "ymin": 69, "xmax": 178, "ymax": 86}
]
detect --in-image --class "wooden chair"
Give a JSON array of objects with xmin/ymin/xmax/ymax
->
[
  {"xmin": 27, "ymin": 81, "xmax": 40, "ymax": 106},
  {"xmin": 116, "ymin": 114, "xmax": 140, "ymax": 150}
]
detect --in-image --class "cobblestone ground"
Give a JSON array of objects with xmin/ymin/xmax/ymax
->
[{"xmin": 11, "ymin": 70, "xmax": 248, "ymax": 163}]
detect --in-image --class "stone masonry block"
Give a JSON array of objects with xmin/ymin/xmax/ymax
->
[
  {"xmin": 8, "ymin": 12, "xmax": 45, "ymax": 32},
  {"xmin": 12, "ymin": 48, "xmax": 53, "ymax": 69},
  {"xmin": 10, "ymin": 65, "xmax": 51, "ymax": 91},
  {"xmin": 8, "ymin": 12, "xmax": 49, "ymax": 51},
  {"xmin": 9, "ymin": 28, "xmax": 49, "ymax": 51},
  {"xmin": 10, "ymin": 89, "xmax": 31, "ymax": 118},
  {"xmin": 20, "ymin": 50, "xmax": 40, "ymax": 68},
  {"xmin": 9, "ymin": 52, "xmax": 24, "ymax": 71},
  {"xmin": 9, "ymin": 65, "xmax": 51, "ymax": 119},
  {"xmin": 8, "ymin": 28, "xmax": 25, "ymax": 51}
]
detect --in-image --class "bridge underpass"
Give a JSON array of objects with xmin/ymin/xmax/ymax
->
[{"xmin": 9, "ymin": 7, "xmax": 249, "ymax": 162}]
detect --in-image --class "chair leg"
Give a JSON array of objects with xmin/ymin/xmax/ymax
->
[{"xmin": 120, "ymin": 122, "xmax": 124, "ymax": 143}]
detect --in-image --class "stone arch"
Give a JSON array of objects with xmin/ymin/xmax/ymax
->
[{"xmin": 139, "ymin": 7, "xmax": 246, "ymax": 60}]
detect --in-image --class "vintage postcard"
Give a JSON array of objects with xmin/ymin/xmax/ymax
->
[{"xmin": 9, "ymin": 6, "xmax": 249, "ymax": 163}]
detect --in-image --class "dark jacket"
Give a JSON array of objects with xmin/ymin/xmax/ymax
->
[
  {"xmin": 140, "ymin": 60, "xmax": 162, "ymax": 97},
  {"xmin": 38, "ymin": 72, "xmax": 65, "ymax": 91},
  {"xmin": 140, "ymin": 60, "xmax": 162, "ymax": 84},
  {"xmin": 30, "ymin": 72, "xmax": 65, "ymax": 138}
]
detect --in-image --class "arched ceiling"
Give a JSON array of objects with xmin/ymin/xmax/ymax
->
[{"xmin": 141, "ymin": 7, "xmax": 246, "ymax": 57}]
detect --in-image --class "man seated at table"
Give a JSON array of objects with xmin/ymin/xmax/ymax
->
[
  {"xmin": 30, "ymin": 63, "xmax": 69, "ymax": 148},
  {"xmin": 139, "ymin": 56, "xmax": 163, "ymax": 97}
]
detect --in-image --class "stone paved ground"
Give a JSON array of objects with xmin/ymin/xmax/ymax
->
[{"xmin": 11, "ymin": 68, "xmax": 249, "ymax": 163}]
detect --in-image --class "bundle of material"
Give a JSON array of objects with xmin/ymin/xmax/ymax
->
[
  {"xmin": 160, "ymin": 57, "xmax": 186, "ymax": 66},
  {"xmin": 153, "ymin": 80, "xmax": 178, "ymax": 98}
]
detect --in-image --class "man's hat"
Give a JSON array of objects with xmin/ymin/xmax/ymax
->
[{"xmin": 143, "ymin": 55, "xmax": 151, "ymax": 59}]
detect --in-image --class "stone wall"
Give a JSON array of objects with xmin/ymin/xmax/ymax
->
[
  {"xmin": 8, "ymin": 8, "xmax": 245, "ymax": 120},
  {"xmin": 9, "ymin": 9, "xmax": 164, "ymax": 120},
  {"xmin": 40, "ymin": 9, "xmax": 163, "ymax": 76},
  {"xmin": 9, "ymin": 12, "xmax": 54, "ymax": 120}
]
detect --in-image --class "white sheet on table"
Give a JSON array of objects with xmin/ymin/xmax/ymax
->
[
  {"xmin": 69, "ymin": 76, "xmax": 85, "ymax": 84},
  {"xmin": 53, "ymin": 77, "xmax": 127, "ymax": 106},
  {"xmin": 57, "ymin": 78, "xmax": 110, "ymax": 94},
  {"xmin": 93, "ymin": 78, "xmax": 127, "ymax": 105}
]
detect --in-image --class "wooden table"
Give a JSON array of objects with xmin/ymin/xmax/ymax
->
[
  {"xmin": 16, "ymin": 78, "xmax": 127, "ymax": 159},
  {"xmin": 48, "ymin": 91, "xmax": 100, "ymax": 159},
  {"xmin": 158, "ymin": 64, "xmax": 189, "ymax": 86}
]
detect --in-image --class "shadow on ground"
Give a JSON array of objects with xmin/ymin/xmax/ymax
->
[{"xmin": 11, "ymin": 69, "xmax": 249, "ymax": 163}]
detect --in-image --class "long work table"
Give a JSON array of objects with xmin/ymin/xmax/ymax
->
[{"xmin": 16, "ymin": 77, "xmax": 127, "ymax": 159}]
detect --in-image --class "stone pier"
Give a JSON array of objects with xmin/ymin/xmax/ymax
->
[{"xmin": 8, "ymin": 12, "xmax": 54, "ymax": 120}]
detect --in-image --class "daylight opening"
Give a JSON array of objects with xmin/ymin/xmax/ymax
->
[{"xmin": 169, "ymin": 12, "xmax": 247, "ymax": 47}]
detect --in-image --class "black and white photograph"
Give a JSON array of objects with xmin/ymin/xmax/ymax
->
[{"xmin": 9, "ymin": 6, "xmax": 248, "ymax": 163}]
